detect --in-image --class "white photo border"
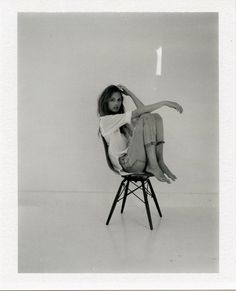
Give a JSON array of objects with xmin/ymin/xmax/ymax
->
[{"xmin": 0, "ymin": 0, "xmax": 235, "ymax": 290}]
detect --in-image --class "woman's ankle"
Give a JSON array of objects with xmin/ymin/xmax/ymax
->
[{"xmin": 146, "ymin": 163, "xmax": 162, "ymax": 173}]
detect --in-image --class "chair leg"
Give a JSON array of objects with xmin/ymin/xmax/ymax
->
[
  {"xmin": 147, "ymin": 179, "xmax": 162, "ymax": 217},
  {"xmin": 142, "ymin": 181, "xmax": 153, "ymax": 230},
  {"xmin": 121, "ymin": 180, "xmax": 130, "ymax": 213},
  {"xmin": 106, "ymin": 180, "xmax": 125, "ymax": 225}
]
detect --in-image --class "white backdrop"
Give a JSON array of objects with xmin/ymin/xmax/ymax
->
[{"xmin": 18, "ymin": 12, "xmax": 218, "ymax": 194}]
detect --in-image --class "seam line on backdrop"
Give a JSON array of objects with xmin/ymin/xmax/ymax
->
[{"xmin": 19, "ymin": 190, "xmax": 218, "ymax": 195}]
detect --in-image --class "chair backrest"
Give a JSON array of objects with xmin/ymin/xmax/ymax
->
[
  {"xmin": 101, "ymin": 136, "xmax": 119, "ymax": 174},
  {"xmin": 101, "ymin": 136, "xmax": 152, "ymax": 178}
]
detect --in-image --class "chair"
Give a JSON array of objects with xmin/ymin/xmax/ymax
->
[
  {"xmin": 106, "ymin": 172, "xmax": 162, "ymax": 230},
  {"xmin": 101, "ymin": 136, "xmax": 162, "ymax": 230}
]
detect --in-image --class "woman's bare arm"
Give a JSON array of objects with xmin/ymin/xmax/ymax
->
[
  {"xmin": 131, "ymin": 101, "xmax": 183, "ymax": 119},
  {"xmin": 116, "ymin": 84, "xmax": 183, "ymax": 119}
]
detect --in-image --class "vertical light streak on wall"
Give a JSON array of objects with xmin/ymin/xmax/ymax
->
[{"xmin": 156, "ymin": 47, "xmax": 162, "ymax": 76}]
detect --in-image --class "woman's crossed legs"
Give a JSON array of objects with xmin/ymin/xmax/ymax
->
[{"xmin": 119, "ymin": 113, "xmax": 176, "ymax": 183}]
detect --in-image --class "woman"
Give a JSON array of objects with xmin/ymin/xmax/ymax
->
[{"xmin": 98, "ymin": 84, "xmax": 183, "ymax": 183}]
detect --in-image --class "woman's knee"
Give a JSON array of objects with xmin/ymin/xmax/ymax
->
[
  {"xmin": 139, "ymin": 113, "xmax": 152, "ymax": 119},
  {"xmin": 139, "ymin": 113, "xmax": 162, "ymax": 126},
  {"xmin": 135, "ymin": 113, "xmax": 163, "ymax": 130},
  {"xmin": 139, "ymin": 113, "xmax": 155, "ymax": 122},
  {"xmin": 151, "ymin": 112, "xmax": 163, "ymax": 122}
]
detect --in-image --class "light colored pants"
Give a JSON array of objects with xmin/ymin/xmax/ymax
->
[{"xmin": 118, "ymin": 113, "xmax": 161, "ymax": 173}]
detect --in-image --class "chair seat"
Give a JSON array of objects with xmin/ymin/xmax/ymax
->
[{"xmin": 120, "ymin": 171, "xmax": 153, "ymax": 178}]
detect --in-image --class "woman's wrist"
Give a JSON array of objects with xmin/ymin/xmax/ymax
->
[{"xmin": 126, "ymin": 89, "xmax": 133, "ymax": 97}]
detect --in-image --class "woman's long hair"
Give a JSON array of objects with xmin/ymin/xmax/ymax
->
[
  {"xmin": 97, "ymin": 85, "xmax": 131, "ymax": 173},
  {"xmin": 97, "ymin": 85, "xmax": 125, "ymax": 117}
]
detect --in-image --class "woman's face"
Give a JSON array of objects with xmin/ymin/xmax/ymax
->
[{"xmin": 108, "ymin": 92, "xmax": 122, "ymax": 113}]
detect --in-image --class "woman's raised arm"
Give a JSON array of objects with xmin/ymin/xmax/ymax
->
[
  {"xmin": 116, "ymin": 84, "xmax": 183, "ymax": 119},
  {"xmin": 117, "ymin": 84, "xmax": 144, "ymax": 109}
]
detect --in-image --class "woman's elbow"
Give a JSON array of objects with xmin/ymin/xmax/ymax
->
[
  {"xmin": 132, "ymin": 109, "xmax": 142, "ymax": 119},
  {"xmin": 134, "ymin": 107, "xmax": 149, "ymax": 117}
]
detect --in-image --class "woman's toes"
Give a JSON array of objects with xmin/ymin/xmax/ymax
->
[
  {"xmin": 163, "ymin": 176, "xmax": 171, "ymax": 184},
  {"xmin": 159, "ymin": 162, "xmax": 177, "ymax": 181},
  {"xmin": 145, "ymin": 166, "xmax": 171, "ymax": 184},
  {"xmin": 158, "ymin": 173, "xmax": 171, "ymax": 184}
]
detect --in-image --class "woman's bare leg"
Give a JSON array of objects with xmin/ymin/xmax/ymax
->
[
  {"xmin": 156, "ymin": 143, "xmax": 177, "ymax": 181},
  {"xmin": 145, "ymin": 144, "xmax": 171, "ymax": 183},
  {"xmin": 152, "ymin": 113, "xmax": 177, "ymax": 181},
  {"xmin": 124, "ymin": 113, "xmax": 173, "ymax": 183},
  {"xmin": 136, "ymin": 114, "xmax": 169, "ymax": 183}
]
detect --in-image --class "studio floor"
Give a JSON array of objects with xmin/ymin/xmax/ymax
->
[{"xmin": 18, "ymin": 190, "xmax": 218, "ymax": 273}]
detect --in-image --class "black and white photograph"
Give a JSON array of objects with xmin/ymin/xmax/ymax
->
[
  {"xmin": 0, "ymin": 0, "xmax": 236, "ymax": 290},
  {"xmin": 18, "ymin": 12, "xmax": 219, "ymax": 273}
]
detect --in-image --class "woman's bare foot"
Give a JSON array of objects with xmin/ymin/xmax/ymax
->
[
  {"xmin": 159, "ymin": 160, "xmax": 177, "ymax": 181},
  {"xmin": 146, "ymin": 165, "xmax": 171, "ymax": 184}
]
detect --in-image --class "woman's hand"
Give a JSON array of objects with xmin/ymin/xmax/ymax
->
[
  {"xmin": 118, "ymin": 84, "xmax": 145, "ymax": 109},
  {"xmin": 164, "ymin": 101, "xmax": 183, "ymax": 113},
  {"xmin": 117, "ymin": 84, "xmax": 130, "ymax": 96}
]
